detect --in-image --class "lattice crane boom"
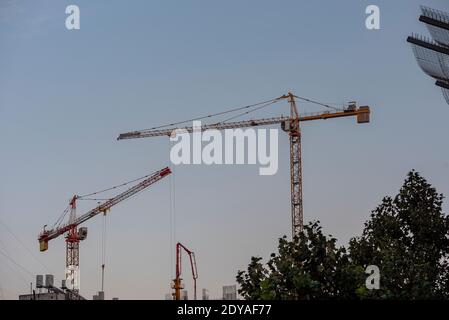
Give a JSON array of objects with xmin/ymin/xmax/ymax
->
[
  {"xmin": 38, "ymin": 167, "xmax": 172, "ymax": 250},
  {"xmin": 117, "ymin": 108, "xmax": 370, "ymax": 140}
]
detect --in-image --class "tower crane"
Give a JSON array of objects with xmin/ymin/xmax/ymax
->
[
  {"xmin": 117, "ymin": 92, "xmax": 371, "ymax": 238},
  {"xmin": 172, "ymin": 242, "xmax": 198, "ymax": 300},
  {"xmin": 38, "ymin": 167, "xmax": 172, "ymax": 292}
]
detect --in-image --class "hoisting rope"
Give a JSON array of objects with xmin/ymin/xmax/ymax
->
[
  {"xmin": 169, "ymin": 163, "xmax": 176, "ymax": 281},
  {"xmin": 101, "ymin": 210, "xmax": 107, "ymax": 292},
  {"xmin": 167, "ymin": 138, "xmax": 177, "ymax": 283},
  {"xmin": 169, "ymin": 171, "xmax": 173, "ymax": 280}
]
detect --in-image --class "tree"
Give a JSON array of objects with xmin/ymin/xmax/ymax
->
[
  {"xmin": 236, "ymin": 221, "xmax": 365, "ymax": 299},
  {"xmin": 236, "ymin": 170, "xmax": 449, "ymax": 299},
  {"xmin": 349, "ymin": 170, "xmax": 449, "ymax": 299}
]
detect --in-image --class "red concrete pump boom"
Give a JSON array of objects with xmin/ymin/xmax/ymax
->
[{"xmin": 172, "ymin": 242, "xmax": 198, "ymax": 300}]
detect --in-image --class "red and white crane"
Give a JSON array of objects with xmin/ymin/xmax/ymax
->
[
  {"xmin": 172, "ymin": 242, "xmax": 198, "ymax": 300},
  {"xmin": 38, "ymin": 167, "xmax": 172, "ymax": 292}
]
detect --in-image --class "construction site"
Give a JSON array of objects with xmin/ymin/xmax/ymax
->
[
  {"xmin": 1, "ymin": 1, "xmax": 449, "ymax": 303},
  {"xmin": 13, "ymin": 92, "xmax": 371, "ymax": 300}
]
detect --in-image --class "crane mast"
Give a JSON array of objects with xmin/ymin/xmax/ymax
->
[
  {"xmin": 117, "ymin": 92, "xmax": 371, "ymax": 238},
  {"xmin": 38, "ymin": 167, "xmax": 172, "ymax": 292},
  {"xmin": 287, "ymin": 93, "xmax": 303, "ymax": 236},
  {"xmin": 65, "ymin": 195, "xmax": 81, "ymax": 291}
]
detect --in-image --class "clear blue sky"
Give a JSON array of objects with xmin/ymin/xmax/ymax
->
[{"xmin": 1, "ymin": 0, "xmax": 448, "ymax": 300}]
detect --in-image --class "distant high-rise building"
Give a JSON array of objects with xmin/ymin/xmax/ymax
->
[
  {"xmin": 165, "ymin": 290, "xmax": 189, "ymax": 300},
  {"xmin": 202, "ymin": 289, "xmax": 209, "ymax": 300},
  {"xmin": 181, "ymin": 290, "xmax": 188, "ymax": 300},
  {"xmin": 222, "ymin": 285, "xmax": 237, "ymax": 300},
  {"xmin": 408, "ymin": 6, "xmax": 449, "ymax": 105},
  {"xmin": 92, "ymin": 291, "xmax": 105, "ymax": 300}
]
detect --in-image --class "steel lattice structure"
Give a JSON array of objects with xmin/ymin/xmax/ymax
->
[
  {"xmin": 408, "ymin": 6, "xmax": 449, "ymax": 105},
  {"xmin": 118, "ymin": 93, "xmax": 370, "ymax": 239}
]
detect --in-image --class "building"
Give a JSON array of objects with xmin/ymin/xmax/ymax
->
[
  {"xmin": 19, "ymin": 292, "xmax": 66, "ymax": 300},
  {"xmin": 180, "ymin": 290, "xmax": 188, "ymax": 300},
  {"xmin": 202, "ymin": 288, "xmax": 209, "ymax": 300},
  {"xmin": 92, "ymin": 291, "xmax": 105, "ymax": 300},
  {"xmin": 19, "ymin": 274, "xmax": 86, "ymax": 300},
  {"xmin": 408, "ymin": 6, "xmax": 449, "ymax": 105},
  {"xmin": 222, "ymin": 285, "xmax": 237, "ymax": 300}
]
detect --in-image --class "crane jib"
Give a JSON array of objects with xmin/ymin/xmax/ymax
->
[
  {"xmin": 117, "ymin": 108, "xmax": 370, "ymax": 140},
  {"xmin": 39, "ymin": 167, "xmax": 171, "ymax": 251}
]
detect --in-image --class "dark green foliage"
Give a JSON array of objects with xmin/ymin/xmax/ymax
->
[
  {"xmin": 350, "ymin": 170, "xmax": 449, "ymax": 299},
  {"xmin": 237, "ymin": 170, "xmax": 449, "ymax": 299},
  {"xmin": 237, "ymin": 221, "xmax": 365, "ymax": 299}
]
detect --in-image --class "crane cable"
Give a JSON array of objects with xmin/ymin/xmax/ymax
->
[
  {"xmin": 138, "ymin": 94, "xmax": 345, "ymax": 132},
  {"xmin": 169, "ymin": 165, "xmax": 176, "ymax": 281},
  {"xmin": 144, "ymin": 96, "xmax": 286, "ymax": 131},
  {"xmin": 167, "ymin": 139, "xmax": 177, "ymax": 283},
  {"xmin": 294, "ymin": 95, "xmax": 343, "ymax": 111},
  {"xmin": 217, "ymin": 99, "xmax": 283, "ymax": 124},
  {"xmin": 52, "ymin": 205, "xmax": 70, "ymax": 229},
  {"xmin": 169, "ymin": 171, "xmax": 173, "ymax": 280},
  {"xmin": 78, "ymin": 173, "xmax": 157, "ymax": 199},
  {"xmin": 50, "ymin": 174, "xmax": 154, "ymax": 229}
]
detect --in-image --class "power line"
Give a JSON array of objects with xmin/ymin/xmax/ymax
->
[
  {"xmin": 0, "ymin": 248, "xmax": 34, "ymax": 279},
  {"xmin": 0, "ymin": 218, "xmax": 59, "ymax": 282},
  {"xmin": 0, "ymin": 256, "xmax": 30, "ymax": 290},
  {"xmin": 0, "ymin": 282, "xmax": 4, "ymax": 300},
  {"xmin": 0, "ymin": 239, "xmax": 23, "ymax": 297}
]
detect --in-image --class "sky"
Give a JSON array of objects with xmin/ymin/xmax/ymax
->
[{"xmin": 1, "ymin": 0, "xmax": 449, "ymax": 300}]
